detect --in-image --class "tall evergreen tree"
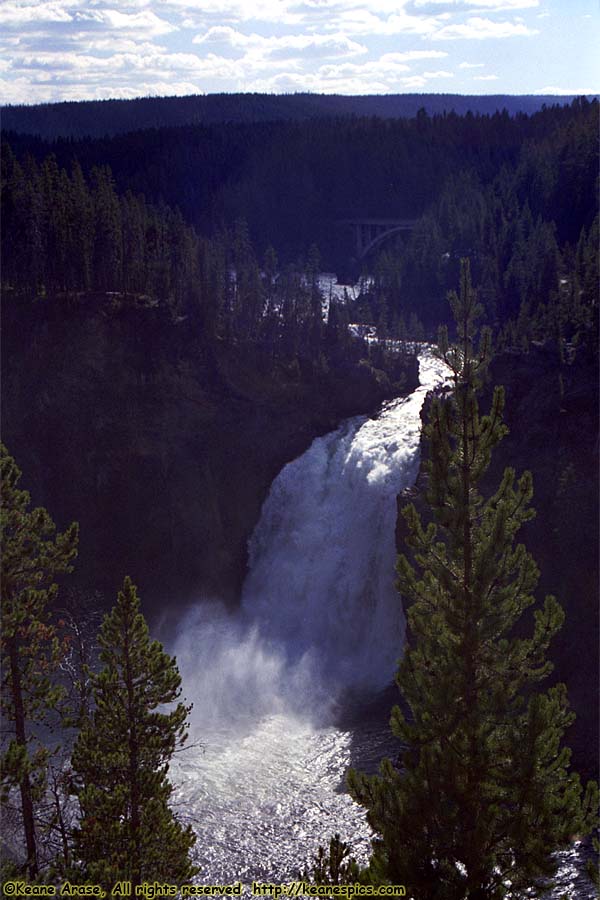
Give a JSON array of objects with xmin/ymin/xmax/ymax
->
[
  {"xmin": 348, "ymin": 261, "xmax": 598, "ymax": 899},
  {"xmin": 71, "ymin": 577, "xmax": 197, "ymax": 892},
  {"xmin": 0, "ymin": 444, "xmax": 78, "ymax": 878},
  {"xmin": 90, "ymin": 165, "xmax": 122, "ymax": 293}
]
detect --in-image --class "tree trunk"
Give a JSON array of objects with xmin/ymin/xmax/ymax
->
[
  {"xmin": 8, "ymin": 636, "xmax": 39, "ymax": 879},
  {"xmin": 125, "ymin": 628, "xmax": 142, "ymax": 891}
]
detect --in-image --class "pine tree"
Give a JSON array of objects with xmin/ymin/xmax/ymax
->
[
  {"xmin": 0, "ymin": 444, "xmax": 79, "ymax": 878},
  {"xmin": 68, "ymin": 160, "xmax": 94, "ymax": 292},
  {"xmin": 91, "ymin": 165, "xmax": 123, "ymax": 293},
  {"xmin": 71, "ymin": 577, "xmax": 197, "ymax": 892},
  {"xmin": 302, "ymin": 834, "xmax": 360, "ymax": 890},
  {"xmin": 348, "ymin": 260, "xmax": 598, "ymax": 899}
]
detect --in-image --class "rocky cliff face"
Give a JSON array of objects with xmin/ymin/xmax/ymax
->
[
  {"xmin": 2, "ymin": 295, "xmax": 417, "ymax": 613},
  {"xmin": 396, "ymin": 342, "xmax": 599, "ymax": 782}
]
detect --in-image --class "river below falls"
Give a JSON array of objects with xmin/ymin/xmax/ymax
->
[{"xmin": 171, "ymin": 687, "xmax": 595, "ymax": 897}]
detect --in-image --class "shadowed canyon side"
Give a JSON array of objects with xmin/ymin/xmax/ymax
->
[{"xmin": 0, "ymin": 297, "xmax": 418, "ymax": 612}]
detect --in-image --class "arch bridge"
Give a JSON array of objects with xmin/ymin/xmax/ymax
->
[{"xmin": 338, "ymin": 218, "xmax": 417, "ymax": 260}]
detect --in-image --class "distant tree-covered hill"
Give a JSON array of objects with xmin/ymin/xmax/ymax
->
[
  {"xmin": 1, "ymin": 91, "xmax": 591, "ymax": 140},
  {"xmin": 4, "ymin": 97, "xmax": 597, "ymax": 279}
]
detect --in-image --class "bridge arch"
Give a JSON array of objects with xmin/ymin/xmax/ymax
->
[
  {"xmin": 337, "ymin": 218, "xmax": 417, "ymax": 261},
  {"xmin": 359, "ymin": 224, "xmax": 415, "ymax": 259}
]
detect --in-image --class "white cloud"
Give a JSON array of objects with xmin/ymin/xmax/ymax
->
[
  {"xmin": 73, "ymin": 10, "xmax": 105, "ymax": 24},
  {"xmin": 296, "ymin": 0, "xmax": 436, "ymax": 12},
  {"xmin": 466, "ymin": 0, "xmax": 539, "ymax": 7},
  {"xmin": 243, "ymin": 54, "xmax": 458, "ymax": 94},
  {"xmin": 247, "ymin": 71, "xmax": 389, "ymax": 93},
  {"xmin": 0, "ymin": 3, "xmax": 178, "ymax": 40},
  {"xmin": 400, "ymin": 75, "xmax": 427, "ymax": 88},
  {"xmin": 371, "ymin": 10, "xmax": 443, "ymax": 34},
  {"xmin": 162, "ymin": 0, "xmax": 304, "ymax": 26},
  {"xmin": 192, "ymin": 26, "xmax": 247, "ymax": 47},
  {"xmin": 6, "ymin": 44, "xmax": 249, "ymax": 92},
  {"xmin": 102, "ymin": 10, "xmax": 177, "ymax": 36},
  {"xmin": 431, "ymin": 16, "xmax": 539, "ymax": 39},
  {"xmin": 1, "ymin": 73, "xmax": 205, "ymax": 104},
  {"xmin": 81, "ymin": 37, "xmax": 160, "ymax": 53},
  {"xmin": 412, "ymin": 0, "xmax": 538, "ymax": 7},
  {"xmin": 380, "ymin": 49, "xmax": 448, "ymax": 61},
  {"xmin": 313, "ymin": 8, "xmax": 443, "ymax": 36},
  {"xmin": 315, "ymin": 58, "xmax": 411, "ymax": 79},
  {"xmin": 534, "ymin": 86, "xmax": 598, "ymax": 95},
  {"xmin": 0, "ymin": 75, "xmax": 41, "ymax": 104},
  {"xmin": 0, "ymin": 2, "xmax": 75, "ymax": 25},
  {"xmin": 0, "ymin": 0, "xmax": 590, "ymax": 105},
  {"xmin": 193, "ymin": 27, "xmax": 367, "ymax": 60},
  {"xmin": 16, "ymin": 52, "xmax": 120, "ymax": 72}
]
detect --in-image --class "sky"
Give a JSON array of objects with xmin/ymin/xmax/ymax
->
[{"xmin": 0, "ymin": 0, "xmax": 598, "ymax": 105}]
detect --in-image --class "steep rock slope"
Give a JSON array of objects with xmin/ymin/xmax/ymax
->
[{"xmin": 2, "ymin": 295, "xmax": 416, "ymax": 611}]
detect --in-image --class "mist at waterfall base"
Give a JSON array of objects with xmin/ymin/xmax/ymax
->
[{"xmin": 168, "ymin": 351, "xmax": 595, "ymax": 898}]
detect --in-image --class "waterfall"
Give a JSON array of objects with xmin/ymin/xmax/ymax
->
[
  {"xmin": 172, "ymin": 349, "xmax": 450, "ymax": 881},
  {"xmin": 241, "ymin": 349, "xmax": 450, "ymax": 690}
]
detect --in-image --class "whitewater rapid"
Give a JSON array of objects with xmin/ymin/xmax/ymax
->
[{"xmin": 170, "ymin": 350, "xmax": 450, "ymax": 881}]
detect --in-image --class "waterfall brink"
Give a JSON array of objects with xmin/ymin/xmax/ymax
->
[{"xmin": 172, "ymin": 349, "xmax": 450, "ymax": 882}]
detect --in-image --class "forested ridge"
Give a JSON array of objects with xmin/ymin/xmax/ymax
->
[
  {"xmin": 3, "ymin": 97, "xmax": 597, "ymax": 342},
  {"xmin": 0, "ymin": 143, "xmax": 373, "ymax": 367},
  {"xmin": 1, "ymin": 93, "xmax": 598, "ymax": 890},
  {"xmin": 2, "ymin": 91, "xmax": 590, "ymax": 140}
]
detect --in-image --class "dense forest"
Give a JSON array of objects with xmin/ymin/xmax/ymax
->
[
  {"xmin": 1, "ymin": 92, "xmax": 599, "ymax": 893},
  {"xmin": 3, "ymin": 97, "xmax": 598, "ymax": 339},
  {"xmin": 0, "ymin": 144, "xmax": 372, "ymax": 368},
  {"xmin": 2, "ymin": 92, "xmax": 590, "ymax": 140}
]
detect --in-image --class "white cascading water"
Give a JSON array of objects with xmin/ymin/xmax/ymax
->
[
  {"xmin": 240, "ymin": 350, "xmax": 451, "ymax": 692},
  {"xmin": 171, "ymin": 349, "xmax": 450, "ymax": 882},
  {"xmin": 170, "ymin": 346, "xmax": 596, "ymax": 896}
]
